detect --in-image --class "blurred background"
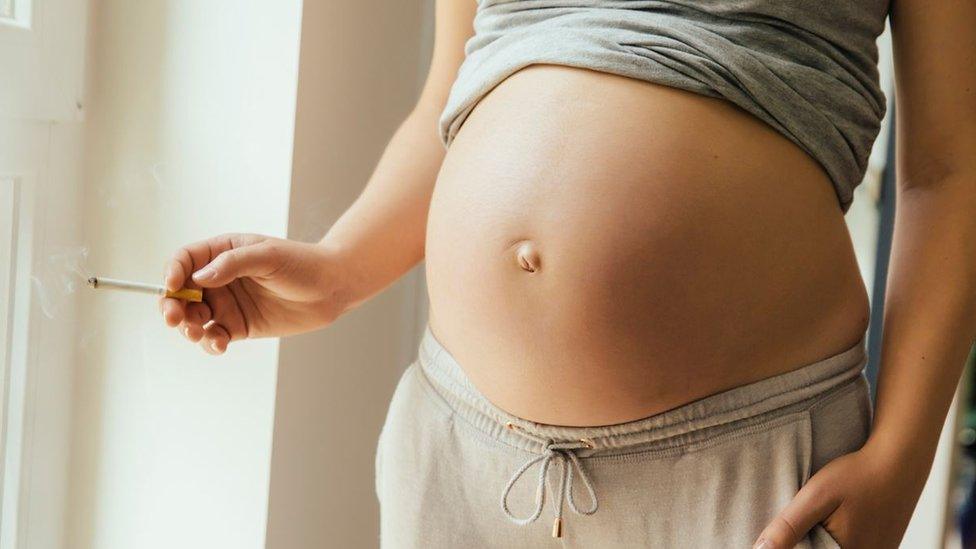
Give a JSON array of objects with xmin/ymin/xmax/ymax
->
[{"xmin": 0, "ymin": 1, "xmax": 971, "ymax": 548}]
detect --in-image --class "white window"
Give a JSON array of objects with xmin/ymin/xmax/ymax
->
[
  {"xmin": 0, "ymin": 0, "xmax": 29, "ymax": 26},
  {"xmin": 0, "ymin": 0, "xmax": 86, "ymax": 547},
  {"xmin": 0, "ymin": 175, "xmax": 35, "ymax": 549}
]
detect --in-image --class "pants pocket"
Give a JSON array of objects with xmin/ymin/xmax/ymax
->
[
  {"xmin": 374, "ymin": 422, "xmax": 386, "ymax": 504},
  {"xmin": 810, "ymin": 524, "xmax": 842, "ymax": 549},
  {"xmin": 374, "ymin": 361, "xmax": 420, "ymax": 505},
  {"xmin": 578, "ymin": 411, "xmax": 819, "ymax": 548},
  {"xmin": 808, "ymin": 375, "xmax": 872, "ymax": 473},
  {"xmin": 375, "ymin": 360, "xmax": 458, "ymax": 548},
  {"xmin": 800, "ymin": 377, "xmax": 871, "ymax": 549}
]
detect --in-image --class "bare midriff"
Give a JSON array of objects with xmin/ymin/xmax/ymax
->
[{"xmin": 424, "ymin": 64, "xmax": 870, "ymax": 427}]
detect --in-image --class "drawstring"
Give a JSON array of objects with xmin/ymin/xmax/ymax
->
[{"xmin": 500, "ymin": 422, "xmax": 599, "ymax": 538}]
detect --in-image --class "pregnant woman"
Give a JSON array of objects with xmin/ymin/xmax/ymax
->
[{"xmin": 160, "ymin": 1, "xmax": 975, "ymax": 547}]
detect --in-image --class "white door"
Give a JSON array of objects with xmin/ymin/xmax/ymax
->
[{"xmin": 0, "ymin": 1, "xmax": 87, "ymax": 548}]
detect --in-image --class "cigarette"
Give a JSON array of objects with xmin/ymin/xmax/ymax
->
[{"xmin": 87, "ymin": 276, "xmax": 203, "ymax": 302}]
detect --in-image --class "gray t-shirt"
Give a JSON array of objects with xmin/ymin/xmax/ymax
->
[{"xmin": 439, "ymin": 0, "xmax": 890, "ymax": 213}]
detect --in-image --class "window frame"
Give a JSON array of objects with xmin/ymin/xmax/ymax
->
[{"xmin": 0, "ymin": 174, "xmax": 39, "ymax": 549}]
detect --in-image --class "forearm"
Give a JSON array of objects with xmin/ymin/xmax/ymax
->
[
  {"xmin": 319, "ymin": 104, "xmax": 447, "ymax": 310},
  {"xmin": 867, "ymin": 177, "xmax": 976, "ymax": 476}
]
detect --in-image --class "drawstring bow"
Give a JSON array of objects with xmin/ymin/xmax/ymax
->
[{"xmin": 499, "ymin": 422, "xmax": 599, "ymax": 538}]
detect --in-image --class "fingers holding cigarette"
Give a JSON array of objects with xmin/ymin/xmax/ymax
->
[
  {"xmin": 185, "ymin": 301, "xmax": 213, "ymax": 326},
  {"xmin": 91, "ymin": 234, "xmax": 267, "ymax": 356},
  {"xmin": 163, "ymin": 236, "xmax": 232, "ymax": 327},
  {"xmin": 168, "ymin": 233, "xmax": 274, "ymax": 291},
  {"xmin": 160, "ymin": 233, "xmax": 276, "ymax": 355},
  {"xmin": 190, "ymin": 242, "xmax": 280, "ymax": 288},
  {"xmin": 177, "ymin": 301, "xmax": 213, "ymax": 344},
  {"xmin": 174, "ymin": 313, "xmax": 226, "ymax": 354},
  {"xmin": 181, "ymin": 321, "xmax": 205, "ymax": 343},
  {"xmin": 171, "ymin": 293, "xmax": 235, "ymax": 355},
  {"xmin": 166, "ymin": 235, "xmax": 235, "ymax": 291},
  {"xmin": 170, "ymin": 284, "xmax": 247, "ymax": 355},
  {"xmin": 201, "ymin": 322, "xmax": 231, "ymax": 355}
]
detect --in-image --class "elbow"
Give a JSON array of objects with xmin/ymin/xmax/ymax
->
[
  {"xmin": 897, "ymin": 161, "xmax": 975, "ymax": 205},
  {"xmin": 410, "ymin": 95, "xmax": 448, "ymax": 131},
  {"xmin": 402, "ymin": 100, "xmax": 448, "ymax": 150},
  {"xmin": 897, "ymin": 152, "xmax": 975, "ymax": 195}
]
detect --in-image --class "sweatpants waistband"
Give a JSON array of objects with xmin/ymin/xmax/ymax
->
[{"xmin": 417, "ymin": 323, "xmax": 869, "ymax": 457}]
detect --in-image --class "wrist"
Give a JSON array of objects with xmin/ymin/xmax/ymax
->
[
  {"xmin": 856, "ymin": 432, "xmax": 937, "ymax": 523},
  {"xmin": 861, "ymin": 427, "xmax": 940, "ymax": 474},
  {"xmin": 315, "ymin": 238, "xmax": 372, "ymax": 316}
]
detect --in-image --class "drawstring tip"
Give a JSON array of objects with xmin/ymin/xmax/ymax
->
[{"xmin": 552, "ymin": 517, "xmax": 563, "ymax": 538}]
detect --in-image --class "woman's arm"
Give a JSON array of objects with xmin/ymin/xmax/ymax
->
[
  {"xmin": 160, "ymin": 1, "xmax": 476, "ymax": 353},
  {"xmin": 862, "ymin": 0, "xmax": 976, "ymax": 530},
  {"xmin": 320, "ymin": 0, "xmax": 477, "ymax": 312},
  {"xmin": 755, "ymin": 1, "xmax": 976, "ymax": 547},
  {"xmin": 870, "ymin": 0, "xmax": 976, "ymax": 466}
]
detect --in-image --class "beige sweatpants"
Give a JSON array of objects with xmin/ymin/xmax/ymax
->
[{"xmin": 375, "ymin": 324, "xmax": 872, "ymax": 548}]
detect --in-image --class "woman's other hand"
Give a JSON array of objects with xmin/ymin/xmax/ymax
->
[
  {"xmin": 159, "ymin": 233, "xmax": 357, "ymax": 355},
  {"xmin": 752, "ymin": 442, "xmax": 924, "ymax": 548}
]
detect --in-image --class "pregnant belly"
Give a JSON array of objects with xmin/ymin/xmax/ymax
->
[{"xmin": 425, "ymin": 65, "xmax": 869, "ymax": 426}]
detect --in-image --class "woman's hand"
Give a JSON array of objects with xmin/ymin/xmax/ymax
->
[
  {"xmin": 159, "ymin": 233, "xmax": 357, "ymax": 354},
  {"xmin": 753, "ymin": 442, "xmax": 926, "ymax": 548}
]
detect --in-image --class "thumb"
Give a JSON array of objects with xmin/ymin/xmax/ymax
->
[
  {"xmin": 754, "ymin": 477, "xmax": 839, "ymax": 549},
  {"xmin": 191, "ymin": 242, "xmax": 281, "ymax": 287}
]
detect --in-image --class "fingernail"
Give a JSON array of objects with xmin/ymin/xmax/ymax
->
[
  {"xmin": 192, "ymin": 266, "xmax": 215, "ymax": 281},
  {"xmin": 182, "ymin": 326, "xmax": 190, "ymax": 338},
  {"xmin": 753, "ymin": 539, "xmax": 772, "ymax": 549},
  {"xmin": 210, "ymin": 340, "xmax": 221, "ymax": 353}
]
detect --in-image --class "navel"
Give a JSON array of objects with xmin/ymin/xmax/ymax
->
[{"xmin": 514, "ymin": 240, "xmax": 541, "ymax": 273}]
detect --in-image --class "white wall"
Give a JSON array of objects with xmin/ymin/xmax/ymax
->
[
  {"xmin": 66, "ymin": 2, "xmax": 302, "ymax": 548},
  {"xmin": 265, "ymin": 1, "xmax": 433, "ymax": 547}
]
